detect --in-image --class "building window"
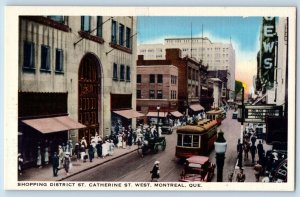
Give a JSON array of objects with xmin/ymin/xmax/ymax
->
[
  {"xmin": 48, "ymin": 16, "xmax": 64, "ymax": 24},
  {"xmin": 113, "ymin": 63, "xmax": 118, "ymax": 80},
  {"xmin": 23, "ymin": 41, "xmax": 35, "ymax": 69},
  {"xmin": 149, "ymin": 90, "xmax": 155, "ymax": 99},
  {"xmin": 111, "ymin": 20, "xmax": 117, "ymax": 44},
  {"xmin": 150, "ymin": 74, "xmax": 155, "ymax": 83},
  {"xmin": 81, "ymin": 16, "xmax": 91, "ymax": 32},
  {"xmin": 96, "ymin": 16, "xmax": 103, "ymax": 37},
  {"xmin": 137, "ymin": 90, "xmax": 141, "ymax": 99},
  {"xmin": 120, "ymin": 64, "xmax": 125, "ymax": 81},
  {"xmin": 157, "ymin": 90, "xmax": 163, "ymax": 99},
  {"xmin": 41, "ymin": 45, "xmax": 51, "ymax": 71},
  {"xmin": 55, "ymin": 49, "xmax": 64, "ymax": 72},
  {"xmin": 126, "ymin": 27, "xmax": 131, "ymax": 48},
  {"xmin": 137, "ymin": 74, "xmax": 141, "ymax": 83},
  {"xmin": 119, "ymin": 23, "xmax": 124, "ymax": 46},
  {"xmin": 157, "ymin": 74, "xmax": 163, "ymax": 83},
  {"xmin": 126, "ymin": 66, "xmax": 131, "ymax": 81}
]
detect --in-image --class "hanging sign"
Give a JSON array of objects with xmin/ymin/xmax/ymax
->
[{"xmin": 260, "ymin": 17, "xmax": 276, "ymax": 90}]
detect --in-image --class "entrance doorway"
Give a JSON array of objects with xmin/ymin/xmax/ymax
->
[{"xmin": 78, "ymin": 53, "xmax": 101, "ymax": 145}]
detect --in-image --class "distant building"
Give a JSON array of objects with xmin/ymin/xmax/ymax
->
[
  {"xmin": 138, "ymin": 37, "xmax": 236, "ymax": 98},
  {"xmin": 137, "ymin": 48, "xmax": 204, "ymax": 118}
]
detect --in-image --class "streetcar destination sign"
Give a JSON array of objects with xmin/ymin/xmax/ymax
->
[{"xmin": 243, "ymin": 105, "xmax": 283, "ymax": 123}]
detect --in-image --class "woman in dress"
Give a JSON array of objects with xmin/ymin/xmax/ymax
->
[{"xmin": 150, "ymin": 161, "xmax": 160, "ymax": 182}]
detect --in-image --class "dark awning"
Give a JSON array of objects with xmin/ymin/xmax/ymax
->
[
  {"xmin": 113, "ymin": 109, "xmax": 145, "ymax": 119},
  {"xmin": 22, "ymin": 116, "xmax": 86, "ymax": 134},
  {"xmin": 189, "ymin": 104, "xmax": 205, "ymax": 112},
  {"xmin": 170, "ymin": 111, "xmax": 184, "ymax": 118}
]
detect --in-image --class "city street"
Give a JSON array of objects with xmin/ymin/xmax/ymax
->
[{"xmin": 64, "ymin": 110, "xmax": 241, "ymax": 182}]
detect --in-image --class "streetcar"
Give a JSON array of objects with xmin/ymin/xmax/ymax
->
[
  {"xmin": 206, "ymin": 109, "xmax": 225, "ymax": 125},
  {"xmin": 175, "ymin": 119, "xmax": 218, "ymax": 158}
]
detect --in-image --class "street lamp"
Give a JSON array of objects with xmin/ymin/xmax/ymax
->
[
  {"xmin": 156, "ymin": 105, "xmax": 160, "ymax": 132},
  {"xmin": 214, "ymin": 129, "xmax": 227, "ymax": 182}
]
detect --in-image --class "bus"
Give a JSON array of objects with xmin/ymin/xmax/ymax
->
[
  {"xmin": 206, "ymin": 109, "xmax": 225, "ymax": 125},
  {"xmin": 175, "ymin": 119, "xmax": 218, "ymax": 158}
]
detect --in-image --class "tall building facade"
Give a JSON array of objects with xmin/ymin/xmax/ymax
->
[
  {"xmin": 138, "ymin": 37, "xmax": 236, "ymax": 98},
  {"xmin": 18, "ymin": 16, "xmax": 137, "ymax": 165}
]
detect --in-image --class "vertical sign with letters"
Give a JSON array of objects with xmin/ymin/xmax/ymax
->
[{"xmin": 260, "ymin": 17, "xmax": 276, "ymax": 90}]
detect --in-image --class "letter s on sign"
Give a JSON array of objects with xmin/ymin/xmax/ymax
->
[{"xmin": 264, "ymin": 58, "xmax": 273, "ymax": 69}]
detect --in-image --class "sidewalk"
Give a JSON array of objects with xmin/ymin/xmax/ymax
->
[
  {"xmin": 18, "ymin": 145, "xmax": 138, "ymax": 182},
  {"xmin": 231, "ymin": 141, "xmax": 272, "ymax": 182}
]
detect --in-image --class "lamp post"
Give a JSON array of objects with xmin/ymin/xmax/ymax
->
[
  {"xmin": 156, "ymin": 105, "xmax": 160, "ymax": 131},
  {"xmin": 214, "ymin": 130, "xmax": 227, "ymax": 182}
]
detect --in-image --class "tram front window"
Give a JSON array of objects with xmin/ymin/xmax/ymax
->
[{"xmin": 183, "ymin": 135, "xmax": 192, "ymax": 147}]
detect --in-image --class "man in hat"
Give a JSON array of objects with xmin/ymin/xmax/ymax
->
[
  {"xmin": 150, "ymin": 161, "xmax": 160, "ymax": 182},
  {"xmin": 236, "ymin": 168, "xmax": 246, "ymax": 182},
  {"xmin": 52, "ymin": 152, "xmax": 59, "ymax": 177}
]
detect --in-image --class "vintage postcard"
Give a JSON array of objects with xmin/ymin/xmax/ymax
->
[{"xmin": 4, "ymin": 6, "xmax": 296, "ymax": 191}]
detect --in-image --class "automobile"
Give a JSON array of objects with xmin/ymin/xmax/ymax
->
[
  {"xmin": 179, "ymin": 156, "xmax": 215, "ymax": 182},
  {"xmin": 232, "ymin": 111, "xmax": 238, "ymax": 119},
  {"xmin": 160, "ymin": 125, "xmax": 173, "ymax": 134}
]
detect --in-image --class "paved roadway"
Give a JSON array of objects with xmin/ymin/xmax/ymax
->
[{"xmin": 64, "ymin": 110, "xmax": 241, "ymax": 182}]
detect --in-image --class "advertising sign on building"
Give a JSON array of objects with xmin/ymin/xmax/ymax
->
[{"xmin": 260, "ymin": 17, "xmax": 276, "ymax": 90}]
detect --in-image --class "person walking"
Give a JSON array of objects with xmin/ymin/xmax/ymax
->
[
  {"xmin": 88, "ymin": 144, "xmax": 94, "ymax": 162},
  {"xmin": 257, "ymin": 140, "xmax": 264, "ymax": 164},
  {"xmin": 96, "ymin": 141, "xmax": 103, "ymax": 158},
  {"xmin": 58, "ymin": 145, "xmax": 64, "ymax": 169},
  {"xmin": 63, "ymin": 152, "xmax": 71, "ymax": 175},
  {"xmin": 37, "ymin": 146, "xmax": 42, "ymax": 168},
  {"xmin": 254, "ymin": 162, "xmax": 263, "ymax": 182},
  {"xmin": 18, "ymin": 153, "xmax": 24, "ymax": 175},
  {"xmin": 236, "ymin": 168, "xmax": 246, "ymax": 182},
  {"xmin": 52, "ymin": 152, "xmax": 59, "ymax": 177},
  {"xmin": 150, "ymin": 161, "xmax": 160, "ymax": 182},
  {"xmin": 250, "ymin": 143, "xmax": 257, "ymax": 164}
]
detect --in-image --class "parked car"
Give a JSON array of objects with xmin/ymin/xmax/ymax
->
[{"xmin": 179, "ymin": 156, "xmax": 215, "ymax": 182}]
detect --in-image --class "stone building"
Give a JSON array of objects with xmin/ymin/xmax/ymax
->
[{"xmin": 18, "ymin": 15, "xmax": 137, "ymax": 166}]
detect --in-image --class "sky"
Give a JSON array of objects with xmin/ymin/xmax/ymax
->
[{"xmin": 137, "ymin": 16, "xmax": 263, "ymax": 93}]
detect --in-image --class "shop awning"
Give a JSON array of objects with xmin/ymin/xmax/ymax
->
[
  {"xmin": 146, "ymin": 111, "xmax": 168, "ymax": 118},
  {"xmin": 170, "ymin": 111, "xmax": 184, "ymax": 118},
  {"xmin": 22, "ymin": 116, "xmax": 86, "ymax": 134},
  {"xmin": 189, "ymin": 104, "xmax": 205, "ymax": 112},
  {"xmin": 113, "ymin": 109, "xmax": 145, "ymax": 119}
]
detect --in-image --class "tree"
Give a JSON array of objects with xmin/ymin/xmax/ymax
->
[{"xmin": 235, "ymin": 80, "xmax": 243, "ymax": 97}]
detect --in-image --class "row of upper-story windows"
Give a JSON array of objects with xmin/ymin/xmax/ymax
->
[
  {"xmin": 136, "ymin": 89, "xmax": 177, "ymax": 100},
  {"xmin": 23, "ymin": 41, "xmax": 64, "ymax": 73},
  {"xmin": 113, "ymin": 63, "xmax": 131, "ymax": 82},
  {"xmin": 46, "ymin": 16, "xmax": 132, "ymax": 49},
  {"xmin": 136, "ymin": 74, "xmax": 163, "ymax": 83},
  {"xmin": 111, "ymin": 19, "xmax": 131, "ymax": 48}
]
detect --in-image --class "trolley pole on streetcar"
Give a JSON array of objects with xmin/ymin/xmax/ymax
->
[{"xmin": 214, "ymin": 130, "xmax": 227, "ymax": 182}]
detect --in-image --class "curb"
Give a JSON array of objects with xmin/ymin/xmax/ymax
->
[{"xmin": 58, "ymin": 147, "xmax": 138, "ymax": 181}]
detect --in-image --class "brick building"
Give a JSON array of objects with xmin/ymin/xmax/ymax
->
[{"xmin": 137, "ymin": 48, "xmax": 204, "ymax": 120}]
